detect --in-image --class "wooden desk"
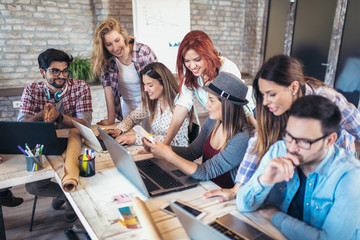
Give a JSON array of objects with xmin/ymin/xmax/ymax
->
[
  {"xmin": 0, "ymin": 154, "xmax": 55, "ymax": 240},
  {"xmin": 48, "ymin": 145, "xmax": 286, "ymax": 240}
]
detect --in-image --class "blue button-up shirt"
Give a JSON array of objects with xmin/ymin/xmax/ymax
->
[{"xmin": 237, "ymin": 140, "xmax": 360, "ymax": 240}]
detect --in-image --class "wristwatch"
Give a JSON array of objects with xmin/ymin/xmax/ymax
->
[{"xmin": 56, "ymin": 112, "xmax": 64, "ymax": 123}]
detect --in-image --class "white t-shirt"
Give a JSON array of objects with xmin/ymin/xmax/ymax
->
[
  {"xmin": 176, "ymin": 57, "xmax": 255, "ymax": 115},
  {"xmin": 116, "ymin": 58, "xmax": 142, "ymax": 117}
]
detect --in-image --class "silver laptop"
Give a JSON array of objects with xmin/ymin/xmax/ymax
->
[
  {"xmin": 72, "ymin": 120, "xmax": 106, "ymax": 152},
  {"xmin": 169, "ymin": 201, "xmax": 274, "ymax": 240},
  {"xmin": 98, "ymin": 127, "xmax": 199, "ymax": 197}
]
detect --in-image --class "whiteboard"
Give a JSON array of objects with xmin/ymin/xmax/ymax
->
[{"xmin": 132, "ymin": 0, "xmax": 191, "ymax": 73}]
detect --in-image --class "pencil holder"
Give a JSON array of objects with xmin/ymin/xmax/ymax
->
[
  {"xmin": 26, "ymin": 155, "xmax": 43, "ymax": 172},
  {"xmin": 78, "ymin": 155, "xmax": 96, "ymax": 177}
]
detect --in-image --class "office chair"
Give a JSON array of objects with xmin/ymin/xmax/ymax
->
[{"xmin": 188, "ymin": 122, "xmax": 200, "ymax": 144}]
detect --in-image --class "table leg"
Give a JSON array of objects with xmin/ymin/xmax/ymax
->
[{"xmin": 0, "ymin": 204, "xmax": 6, "ymax": 240}]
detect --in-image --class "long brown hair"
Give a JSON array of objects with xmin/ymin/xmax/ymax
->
[
  {"xmin": 176, "ymin": 31, "xmax": 221, "ymax": 93},
  {"xmin": 91, "ymin": 18, "xmax": 131, "ymax": 78},
  {"xmin": 140, "ymin": 62, "xmax": 178, "ymax": 126},
  {"xmin": 253, "ymin": 54, "xmax": 327, "ymax": 162},
  {"xmin": 212, "ymin": 98, "xmax": 254, "ymax": 150}
]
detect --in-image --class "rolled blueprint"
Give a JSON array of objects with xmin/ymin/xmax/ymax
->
[
  {"xmin": 133, "ymin": 197, "xmax": 163, "ymax": 240},
  {"xmin": 61, "ymin": 128, "xmax": 81, "ymax": 192}
]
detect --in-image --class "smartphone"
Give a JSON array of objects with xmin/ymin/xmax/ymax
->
[
  {"xmin": 160, "ymin": 200, "xmax": 206, "ymax": 219},
  {"xmin": 132, "ymin": 125, "xmax": 155, "ymax": 143}
]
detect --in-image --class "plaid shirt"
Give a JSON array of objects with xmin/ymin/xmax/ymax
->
[
  {"xmin": 18, "ymin": 79, "xmax": 92, "ymax": 122},
  {"xmin": 235, "ymin": 84, "xmax": 360, "ymax": 185},
  {"xmin": 101, "ymin": 41, "xmax": 157, "ymax": 120}
]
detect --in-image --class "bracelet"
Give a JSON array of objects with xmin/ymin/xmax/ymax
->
[{"xmin": 56, "ymin": 112, "xmax": 64, "ymax": 123}]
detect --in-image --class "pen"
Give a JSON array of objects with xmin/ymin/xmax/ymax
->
[{"xmin": 18, "ymin": 145, "xmax": 28, "ymax": 156}]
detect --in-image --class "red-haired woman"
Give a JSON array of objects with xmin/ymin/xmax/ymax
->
[{"xmin": 163, "ymin": 30, "xmax": 256, "ymax": 144}]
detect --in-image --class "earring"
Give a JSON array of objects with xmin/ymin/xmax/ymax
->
[{"xmin": 292, "ymin": 92, "xmax": 296, "ymax": 96}]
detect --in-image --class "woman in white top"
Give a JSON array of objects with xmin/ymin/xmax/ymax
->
[
  {"xmin": 92, "ymin": 18, "xmax": 157, "ymax": 125},
  {"xmin": 162, "ymin": 30, "xmax": 256, "ymax": 145},
  {"xmin": 108, "ymin": 62, "xmax": 189, "ymax": 147}
]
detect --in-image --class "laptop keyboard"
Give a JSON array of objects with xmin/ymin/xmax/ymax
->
[
  {"xmin": 96, "ymin": 135, "xmax": 107, "ymax": 151},
  {"xmin": 135, "ymin": 160, "xmax": 184, "ymax": 189},
  {"xmin": 210, "ymin": 222, "xmax": 246, "ymax": 240}
]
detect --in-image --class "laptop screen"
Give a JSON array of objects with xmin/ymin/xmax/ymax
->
[{"xmin": 0, "ymin": 121, "xmax": 67, "ymax": 155}]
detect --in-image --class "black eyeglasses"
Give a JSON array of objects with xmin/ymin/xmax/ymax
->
[
  {"xmin": 284, "ymin": 130, "xmax": 329, "ymax": 150},
  {"xmin": 46, "ymin": 68, "xmax": 70, "ymax": 77}
]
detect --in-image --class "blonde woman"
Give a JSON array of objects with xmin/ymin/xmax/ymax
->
[{"xmin": 92, "ymin": 18, "xmax": 157, "ymax": 125}]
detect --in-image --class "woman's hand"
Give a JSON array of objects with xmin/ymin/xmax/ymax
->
[
  {"xmin": 97, "ymin": 119, "xmax": 115, "ymax": 125},
  {"xmin": 142, "ymin": 138, "xmax": 173, "ymax": 160},
  {"xmin": 115, "ymin": 133, "xmax": 136, "ymax": 145},
  {"xmin": 107, "ymin": 129, "xmax": 122, "ymax": 138},
  {"xmin": 202, "ymin": 184, "xmax": 241, "ymax": 202}
]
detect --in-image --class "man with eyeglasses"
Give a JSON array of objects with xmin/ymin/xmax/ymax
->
[
  {"xmin": 237, "ymin": 95, "xmax": 360, "ymax": 240},
  {"xmin": 18, "ymin": 48, "xmax": 92, "ymax": 128},
  {"xmin": 15, "ymin": 48, "xmax": 93, "ymax": 223}
]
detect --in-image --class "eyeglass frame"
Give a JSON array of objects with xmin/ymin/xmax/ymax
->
[
  {"xmin": 45, "ymin": 68, "xmax": 70, "ymax": 78},
  {"xmin": 284, "ymin": 130, "xmax": 330, "ymax": 150}
]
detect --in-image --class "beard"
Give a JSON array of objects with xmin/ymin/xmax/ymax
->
[
  {"xmin": 49, "ymin": 78, "xmax": 66, "ymax": 89},
  {"xmin": 286, "ymin": 145, "xmax": 327, "ymax": 169}
]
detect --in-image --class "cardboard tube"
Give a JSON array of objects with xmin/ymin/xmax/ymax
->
[
  {"xmin": 61, "ymin": 128, "xmax": 81, "ymax": 192},
  {"xmin": 133, "ymin": 197, "xmax": 163, "ymax": 240}
]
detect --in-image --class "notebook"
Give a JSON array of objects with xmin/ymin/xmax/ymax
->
[
  {"xmin": 98, "ymin": 127, "xmax": 199, "ymax": 197},
  {"xmin": 72, "ymin": 120, "xmax": 106, "ymax": 152},
  {"xmin": 170, "ymin": 201, "xmax": 274, "ymax": 240},
  {"xmin": 0, "ymin": 121, "xmax": 68, "ymax": 155}
]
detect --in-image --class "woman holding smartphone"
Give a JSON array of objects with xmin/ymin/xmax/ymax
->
[
  {"xmin": 143, "ymin": 72, "xmax": 254, "ymax": 188},
  {"xmin": 204, "ymin": 54, "xmax": 360, "ymax": 202},
  {"xmin": 107, "ymin": 62, "xmax": 189, "ymax": 147},
  {"xmin": 162, "ymin": 30, "xmax": 256, "ymax": 145}
]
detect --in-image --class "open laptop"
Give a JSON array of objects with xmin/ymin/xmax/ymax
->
[
  {"xmin": 98, "ymin": 127, "xmax": 199, "ymax": 197},
  {"xmin": 170, "ymin": 201, "xmax": 274, "ymax": 240},
  {"xmin": 0, "ymin": 121, "xmax": 68, "ymax": 155},
  {"xmin": 72, "ymin": 120, "xmax": 107, "ymax": 152}
]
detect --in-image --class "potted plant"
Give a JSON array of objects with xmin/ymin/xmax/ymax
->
[{"xmin": 69, "ymin": 56, "xmax": 98, "ymax": 84}]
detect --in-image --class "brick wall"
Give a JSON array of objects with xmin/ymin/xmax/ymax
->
[
  {"xmin": 0, "ymin": 0, "xmax": 95, "ymax": 88},
  {"xmin": 0, "ymin": 0, "xmax": 266, "ymax": 122}
]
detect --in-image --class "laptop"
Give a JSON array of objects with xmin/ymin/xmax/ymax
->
[
  {"xmin": 0, "ymin": 121, "xmax": 68, "ymax": 155},
  {"xmin": 98, "ymin": 127, "xmax": 199, "ymax": 197},
  {"xmin": 72, "ymin": 120, "xmax": 107, "ymax": 152},
  {"xmin": 169, "ymin": 201, "xmax": 274, "ymax": 240}
]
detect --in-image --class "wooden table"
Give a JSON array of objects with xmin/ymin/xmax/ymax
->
[
  {"xmin": 48, "ymin": 142, "xmax": 286, "ymax": 240},
  {"xmin": 0, "ymin": 154, "xmax": 55, "ymax": 240}
]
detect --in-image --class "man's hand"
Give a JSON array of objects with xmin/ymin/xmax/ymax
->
[
  {"xmin": 115, "ymin": 133, "xmax": 136, "ymax": 145},
  {"xmin": 259, "ymin": 206, "xmax": 279, "ymax": 221},
  {"xmin": 259, "ymin": 154, "xmax": 299, "ymax": 186},
  {"xmin": 43, "ymin": 103, "xmax": 59, "ymax": 122}
]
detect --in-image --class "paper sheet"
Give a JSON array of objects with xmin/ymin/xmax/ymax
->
[{"xmin": 61, "ymin": 128, "xmax": 81, "ymax": 192}]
